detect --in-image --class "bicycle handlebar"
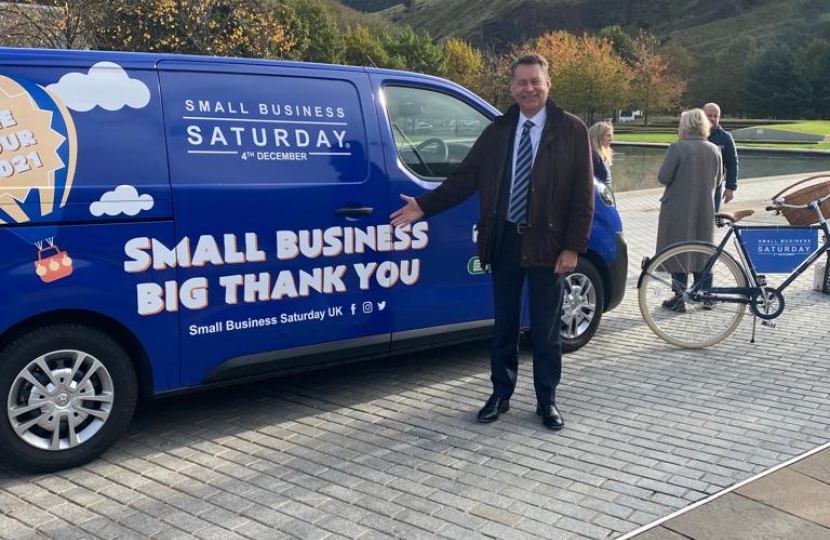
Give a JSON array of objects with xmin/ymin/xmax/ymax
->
[{"xmin": 766, "ymin": 191, "xmax": 830, "ymax": 212}]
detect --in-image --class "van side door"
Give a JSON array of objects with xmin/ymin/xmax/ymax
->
[
  {"xmin": 371, "ymin": 76, "xmax": 497, "ymax": 348},
  {"xmin": 159, "ymin": 61, "xmax": 392, "ymax": 386}
]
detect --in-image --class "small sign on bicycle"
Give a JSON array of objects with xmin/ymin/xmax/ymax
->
[{"xmin": 742, "ymin": 227, "xmax": 818, "ymax": 273}]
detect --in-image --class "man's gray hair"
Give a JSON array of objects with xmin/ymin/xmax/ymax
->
[{"xmin": 510, "ymin": 53, "xmax": 550, "ymax": 80}]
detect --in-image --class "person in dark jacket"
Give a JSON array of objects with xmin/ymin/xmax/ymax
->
[
  {"xmin": 704, "ymin": 102, "xmax": 738, "ymax": 212},
  {"xmin": 390, "ymin": 53, "xmax": 594, "ymax": 430}
]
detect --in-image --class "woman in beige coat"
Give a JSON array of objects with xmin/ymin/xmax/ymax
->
[{"xmin": 656, "ymin": 108, "xmax": 723, "ymax": 312}]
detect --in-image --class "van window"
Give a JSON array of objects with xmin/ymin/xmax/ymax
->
[{"xmin": 384, "ymin": 86, "xmax": 489, "ymax": 179}]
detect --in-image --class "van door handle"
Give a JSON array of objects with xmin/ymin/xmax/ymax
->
[{"xmin": 335, "ymin": 207, "xmax": 374, "ymax": 217}]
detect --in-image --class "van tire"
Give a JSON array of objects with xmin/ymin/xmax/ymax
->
[
  {"xmin": 561, "ymin": 258, "xmax": 604, "ymax": 353},
  {"xmin": 0, "ymin": 324, "xmax": 137, "ymax": 473}
]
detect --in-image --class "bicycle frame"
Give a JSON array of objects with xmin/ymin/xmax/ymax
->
[
  {"xmin": 689, "ymin": 218, "xmax": 830, "ymax": 305},
  {"xmin": 638, "ymin": 189, "xmax": 830, "ymax": 348}
]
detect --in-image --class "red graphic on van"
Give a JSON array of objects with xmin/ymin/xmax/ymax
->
[{"xmin": 34, "ymin": 243, "xmax": 74, "ymax": 283}]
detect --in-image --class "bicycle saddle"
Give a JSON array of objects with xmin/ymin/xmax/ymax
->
[{"xmin": 715, "ymin": 209, "xmax": 754, "ymax": 226}]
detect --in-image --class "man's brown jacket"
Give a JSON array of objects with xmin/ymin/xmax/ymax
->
[{"xmin": 417, "ymin": 100, "xmax": 594, "ymax": 268}]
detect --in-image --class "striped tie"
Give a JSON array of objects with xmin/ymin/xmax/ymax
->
[{"xmin": 508, "ymin": 119, "xmax": 534, "ymax": 224}]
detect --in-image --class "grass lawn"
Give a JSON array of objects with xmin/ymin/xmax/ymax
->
[
  {"xmin": 614, "ymin": 120, "xmax": 830, "ymax": 150},
  {"xmin": 613, "ymin": 132, "xmax": 677, "ymax": 144},
  {"xmin": 755, "ymin": 121, "xmax": 830, "ymax": 136}
]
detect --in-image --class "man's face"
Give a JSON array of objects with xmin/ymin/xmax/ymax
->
[
  {"xmin": 704, "ymin": 106, "xmax": 721, "ymax": 128},
  {"xmin": 509, "ymin": 63, "xmax": 551, "ymax": 117}
]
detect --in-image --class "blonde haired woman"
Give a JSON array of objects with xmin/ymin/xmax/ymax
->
[
  {"xmin": 588, "ymin": 121, "xmax": 614, "ymax": 187},
  {"xmin": 656, "ymin": 108, "xmax": 724, "ymax": 312}
]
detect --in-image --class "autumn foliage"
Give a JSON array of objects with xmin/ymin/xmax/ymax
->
[
  {"xmin": 628, "ymin": 30, "xmax": 685, "ymax": 124},
  {"xmin": 95, "ymin": 0, "xmax": 298, "ymax": 58},
  {"xmin": 530, "ymin": 31, "xmax": 632, "ymax": 122},
  {"xmin": 0, "ymin": 1, "xmax": 687, "ymax": 121}
]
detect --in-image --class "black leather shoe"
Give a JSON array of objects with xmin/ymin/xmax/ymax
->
[
  {"xmin": 661, "ymin": 296, "xmax": 686, "ymax": 313},
  {"xmin": 536, "ymin": 404, "xmax": 564, "ymax": 430},
  {"xmin": 477, "ymin": 395, "xmax": 510, "ymax": 423}
]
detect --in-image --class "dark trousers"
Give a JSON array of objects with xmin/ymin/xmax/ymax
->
[
  {"xmin": 714, "ymin": 183, "xmax": 723, "ymax": 213},
  {"xmin": 490, "ymin": 224, "xmax": 563, "ymax": 407},
  {"xmin": 671, "ymin": 272, "xmax": 713, "ymax": 294}
]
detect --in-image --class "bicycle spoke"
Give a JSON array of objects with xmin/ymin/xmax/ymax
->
[{"xmin": 639, "ymin": 243, "xmax": 746, "ymax": 348}]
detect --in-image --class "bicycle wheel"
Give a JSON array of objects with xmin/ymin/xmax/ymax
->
[{"xmin": 639, "ymin": 242, "xmax": 747, "ymax": 348}]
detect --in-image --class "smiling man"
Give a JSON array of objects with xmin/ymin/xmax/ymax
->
[{"xmin": 390, "ymin": 53, "xmax": 594, "ymax": 431}]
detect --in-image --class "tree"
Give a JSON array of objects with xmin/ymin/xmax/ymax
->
[
  {"xmin": 628, "ymin": 31, "xmax": 685, "ymax": 125},
  {"xmin": 383, "ymin": 26, "xmax": 446, "ymax": 76},
  {"xmin": 683, "ymin": 38, "xmax": 757, "ymax": 117},
  {"xmin": 803, "ymin": 39, "xmax": 830, "ymax": 119},
  {"xmin": 95, "ymin": 0, "xmax": 299, "ymax": 59},
  {"xmin": 475, "ymin": 47, "xmax": 513, "ymax": 111},
  {"xmin": 598, "ymin": 25, "xmax": 636, "ymax": 65},
  {"xmin": 443, "ymin": 38, "xmax": 483, "ymax": 91},
  {"xmin": 743, "ymin": 44, "xmax": 812, "ymax": 118},
  {"xmin": 342, "ymin": 25, "xmax": 401, "ymax": 69},
  {"xmin": 279, "ymin": 0, "xmax": 344, "ymax": 64},
  {"xmin": 0, "ymin": 0, "xmax": 105, "ymax": 49},
  {"xmin": 530, "ymin": 31, "xmax": 631, "ymax": 123}
]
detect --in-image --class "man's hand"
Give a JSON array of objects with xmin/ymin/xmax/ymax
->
[
  {"xmin": 723, "ymin": 188, "xmax": 735, "ymax": 204},
  {"xmin": 555, "ymin": 249, "xmax": 578, "ymax": 275},
  {"xmin": 390, "ymin": 194, "xmax": 424, "ymax": 227}
]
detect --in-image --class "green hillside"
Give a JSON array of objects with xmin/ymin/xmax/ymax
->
[
  {"xmin": 665, "ymin": 0, "xmax": 830, "ymax": 54},
  {"xmin": 340, "ymin": 0, "xmax": 830, "ymax": 53},
  {"xmin": 317, "ymin": 0, "xmax": 399, "ymax": 33},
  {"xmin": 338, "ymin": 0, "xmax": 399, "ymax": 11}
]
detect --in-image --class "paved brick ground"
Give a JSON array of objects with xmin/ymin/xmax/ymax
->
[
  {"xmin": 1, "ymin": 172, "xmax": 829, "ymax": 540},
  {"xmin": 621, "ymin": 442, "xmax": 830, "ymax": 539}
]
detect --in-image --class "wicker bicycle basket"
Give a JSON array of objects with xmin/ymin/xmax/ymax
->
[{"xmin": 771, "ymin": 175, "xmax": 830, "ymax": 226}]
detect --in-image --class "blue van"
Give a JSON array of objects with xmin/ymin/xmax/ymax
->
[{"xmin": 0, "ymin": 47, "xmax": 626, "ymax": 471}]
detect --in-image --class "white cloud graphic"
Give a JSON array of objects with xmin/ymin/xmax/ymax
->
[
  {"xmin": 90, "ymin": 185, "xmax": 154, "ymax": 217},
  {"xmin": 47, "ymin": 61, "xmax": 151, "ymax": 112}
]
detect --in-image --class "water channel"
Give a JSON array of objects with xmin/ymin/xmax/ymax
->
[{"xmin": 612, "ymin": 143, "xmax": 830, "ymax": 193}]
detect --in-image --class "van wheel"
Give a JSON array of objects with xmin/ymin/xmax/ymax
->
[
  {"xmin": 561, "ymin": 258, "xmax": 604, "ymax": 353},
  {"xmin": 0, "ymin": 324, "xmax": 137, "ymax": 473}
]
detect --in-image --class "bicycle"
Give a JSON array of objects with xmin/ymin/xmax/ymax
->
[{"xmin": 637, "ymin": 178, "xmax": 830, "ymax": 348}]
